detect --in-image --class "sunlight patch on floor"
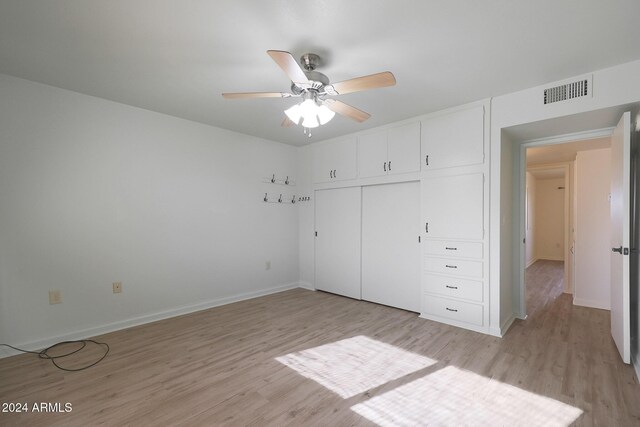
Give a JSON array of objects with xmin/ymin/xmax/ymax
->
[
  {"xmin": 275, "ymin": 335, "xmax": 436, "ymax": 398},
  {"xmin": 351, "ymin": 365, "xmax": 583, "ymax": 426}
]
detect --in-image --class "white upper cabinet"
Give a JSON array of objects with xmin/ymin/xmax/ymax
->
[
  {"xmin": 388, "ymin": 121, "xmax": 421, "ymax": 174},
  {"xmin": 312, "ymin": 137, "xmax": 358, "ymax": 183},
  {"xmin": 358, "ymin": 122, "xmax": 421, "ymax": 178},
  {"xmin": 421, "ymin": 172, "xmax": 484, "ymax": 240},
  {"xmin": 358, "ymin": 132, "xmax": 388, "ymax": 178},
  {"xmin": 421, "ymin": 105, "xmax": 484, "ymax": 170}
]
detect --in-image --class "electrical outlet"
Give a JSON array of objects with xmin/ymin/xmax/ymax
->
[
  {"xmin": 49, "ymin": 290, "xmax": 62, "ymax": 305},
  {"xmin": 113, "ymin": 282, "xmax": 122, "ymax": 294},
  {"xmin": 265, "ymin": 261, "xmax": 271, "ymax": 271}
]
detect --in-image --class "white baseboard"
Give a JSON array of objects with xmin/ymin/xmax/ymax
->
[
  {"xmin": 537, "ymin": 256, "xmax": 565, "ymax": 262},
  {"xmin": 499, "ymin": 315, "xmax": 516, "ymax": 337},
  {"xmin": 298, "ymin": 281, "xmax": 315, "ymax": 291},
  {"xmin": 0, "ymin": 282, "xmax": 306, "ymax": 359},
  {"xmin": 526, "ymin": 257, "xmax": 539, "ymax": 268},
  {"xmin": 572, "ymin": 297, "xmax": 610, "ymax": 310},
  {"xmin": 633, "ymin": 353, "xmax": 640, "ymax": 382}
]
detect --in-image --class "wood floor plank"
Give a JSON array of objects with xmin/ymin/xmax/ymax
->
[{"xmin": 1, "ymin": 259, "xmax": 639, "ymax": 426}]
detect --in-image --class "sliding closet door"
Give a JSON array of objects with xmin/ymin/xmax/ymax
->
[
  {"xmin": 315, "ymin": 187, "xmax": 362, "ymax": 299},
  {"xmin": 362, "ymin": 181, "xmax": 421, "ymax": 312}
]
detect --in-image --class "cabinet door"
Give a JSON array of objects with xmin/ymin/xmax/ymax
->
[
  {"xmin": 421, "ymin": 173, "xmax": 484, "ymax": 240},
  {"xmin": 315, "ymin": 187, "xmax": 361, "ymax": 299},
  {"xmin": 312, "ymin": 138, "xmax": 358, "ymax": 183},
  {"xmin": 362, "ymin": 182, "xmax": 421, "ymax": 312},
  {"xmin": 358, "ymin": 131, "xmax": 388, "ymax": 178},
  {"xmin": 388, "ymin": 122, "xmax": 421, "ymax": 174},
  {"xmin": 421, "ymin": 105, "xmax": 484, "ymax": 170}
]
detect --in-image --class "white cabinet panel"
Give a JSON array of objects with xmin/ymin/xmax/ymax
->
[
  {"xmin": 424, "ymin": 274, "xmax": 483, "ymax": 302},
  {"xmin": 388, "ymin": 122, "xmax": 421, "ymax": 174},
  {"xmin": 421, "ymin": 105, "xmax": 484, "ymax": 170},
  {"xmin": 421, "ymin": 173, "xmax": 484, "ymax": 240},
  {"xmin": 422, "ymin": 294, "xmax": 483, "ymax": 326},
  {"xmin": 423, "ymin": 240, "xmax": 483, "ymax": 259},
  {"xmin": 362, "ymin": 182, "xmax": 421, "ymax": 312},
  {"xmin": 315, "ymin": 187, "xmax": 361, "ymax": 299},
  {"xmin": 424, "ymin": 257, "xmax": 483, "ymax": 278},
  {"xmin": 357, "ymin": 122, "xmax": 420, "ymax": 179},
  {"xmin": 312, "ymin": 137, "xmax": 357, "ymax": 183},
  {"xmin": 358, "ymin": 132, "xmax": 388, "ymax": 178}
]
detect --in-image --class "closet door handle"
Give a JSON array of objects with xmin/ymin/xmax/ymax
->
[
  {"xmin": 384, "ymin": 162, "xmax": 387, "ymax": 172},
  {"xmin": 425, "ymin": 222, "xmax": 429, "ymax": 233},
  {"xmin": 445, "ymin": 247, "xmax": 457, "ymax": 251},
  {"xmin": 388, "ymin": 161, "xmax": 391, "ymax": 171},
  {"xmin": 425, "ymin": 155, "xmax": 429, "ymax": 166},
  {"xmin": 446, "ymin": 307, "xmax": 458, "ymax": 312},
  {"xmin": 445, "ymin": 265, "xmax": 458, "ymax": 269},
  {"xmin": 333, "ymin": 169, "xmax": 337, "ymax": 178},
  {"xmin": 446, "ymin": 285, "xmax": 458, "ymax": 290}
]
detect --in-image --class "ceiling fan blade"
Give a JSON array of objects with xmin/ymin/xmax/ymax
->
[
  {"xmin": 329, "ymin": 71, "xmax": 396, "ymax": 95},
  {"xmin": 324, "ymin": 99, "xmax": 371, "ymax": 123},
  {"xmin": 267, "ymin": 50, "xmax": 310, "ymax": 84},
  {"xmin": 222, "ymin": 92, "xmax": 288, "ymax": 99},
  {"xmin": 281, "ymin": 117, "xmax": 295, "ymax": 128}
]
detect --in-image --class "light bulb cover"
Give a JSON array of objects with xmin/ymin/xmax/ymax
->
[{"xmin": 317, "ymin": 104, "xmax": 335, "ymax": 125}]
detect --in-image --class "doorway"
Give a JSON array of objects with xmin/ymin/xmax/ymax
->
[{"xmin": 519, "ymin": 133, "xmax": 613, "ymax": 318}]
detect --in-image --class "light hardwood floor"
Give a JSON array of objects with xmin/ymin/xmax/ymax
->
[{"xmin": 1, "ymin": 260, "xmax": 639, "ymax": 426}]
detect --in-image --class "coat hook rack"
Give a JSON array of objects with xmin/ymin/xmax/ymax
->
[
  {"xmin": 262, "ymin": 174, "xmax": 296, "ymax": 186},
  {"xmin": 262, "ymin": 192, "xmax": 298, "ymax": 204}
]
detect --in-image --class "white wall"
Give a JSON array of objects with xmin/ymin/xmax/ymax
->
[
  {"xmin": 535, "ymin": 178, "xmax": 565, "ymax": 261},
  {"xmin": 0, "ymin": 74, "xmax": 300, "ymax": 351},
  {"xmin": 574, "ymin": 148, "xmax": 611, "ymax": 309},
  {"xmin": 525, "ymin": 172, "xmax": 537, "ymax": 266},
  {"xmin": 491, "ymin": 59, "xmax": 640, "ymax": 332}
]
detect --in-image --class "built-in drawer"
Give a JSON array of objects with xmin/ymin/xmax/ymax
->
[
  {"xmin": 422, "ymin": 294, "xmax": 483, "ymax": 326},
  {"xmin": 423, "ymin": 240, "xmax": 482, "ymax": 259},
  {"xmin": 424, "ymin": 257, "xmax": 483, "ymax": 278},
  {"xmin": 423, "ymin": 274, "xmax": 483, "ymax": 302}
]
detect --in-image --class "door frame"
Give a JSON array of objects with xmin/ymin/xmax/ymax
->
[{"xmin": 516, "ymin": 128, "xmax": 614, "ymax": 318}]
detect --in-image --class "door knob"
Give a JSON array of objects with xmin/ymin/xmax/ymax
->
[{"xmin": 612, "ymin": 246, "xmax": 622, "ymax": 254}]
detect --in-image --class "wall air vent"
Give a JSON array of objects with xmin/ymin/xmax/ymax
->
[{"xmin": 543, "ymin": 75, "xmax": 592, "ymax": 105}]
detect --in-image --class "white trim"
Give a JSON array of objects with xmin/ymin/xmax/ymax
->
[
  {"xmin": 521, "ymin": 127, "xmax": 614, "ymax": 146},
  {"xmin": 573, "ymin": 298, "xmax": 610, "ymax": 310},
  {"xmin": 526, "ymin": 257, "xmax": 539, "ymax": 268},
  {"xmin": 499, "ymin": 314, "xmax": 516, "ymax": 336},
  {"xmin": 0, "ymin": 282, "xmax": 307, "ymax": 359},
  {"xmin": 633, "ymin": 353, "xmax": 640, "ymax": 382},
  {"xmin": 298, "ymin": 281, "xmax": 316, "ymax": 291}
]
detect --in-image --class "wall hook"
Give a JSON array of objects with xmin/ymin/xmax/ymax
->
[
  {"xmin": 263, "ymin": 193, "xmax": 268, "ymax": 202},
  {"xmin": 292, "ymin": 195, "xmax": 296, "ymax": 204},
  {"xmin": 278, "ymin": 194, "xmax": 282, "ymax": 203},
  {"xmin": 285, "ymin": 176, "xmax": 289, "ymax": 185},
  {"xmin": 271, "ymin": 174, "xmax": 275, "ymax": 183}
]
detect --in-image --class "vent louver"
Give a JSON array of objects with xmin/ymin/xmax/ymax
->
[{"xmin": 543, "ymin": 78, "xmax": 590, "ymax": 105}]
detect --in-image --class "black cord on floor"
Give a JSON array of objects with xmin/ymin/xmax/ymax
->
[{"xmin": 1, "ymin": 340, "xmax": 109, "ymax": 372}]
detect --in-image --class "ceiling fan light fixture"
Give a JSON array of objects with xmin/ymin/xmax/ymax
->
[
  {"xmin": 284, "ymin": 103, "xmax": 302, "ymax": 124},
  {"xmin": 285, "ymin": 97, "xmax": 333, "ymax": 129},
  {"xmin": 317, "ymin": 104, "xmax": 335, "ymax": 125}
]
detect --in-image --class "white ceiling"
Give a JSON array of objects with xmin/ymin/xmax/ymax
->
[
  {"xmin": 1, "ymin": 1, "xmax": 639, "ymax": 146},
  {"xmin": 527, "ymin": 168, "xmax": 565, "ymax": 180}
]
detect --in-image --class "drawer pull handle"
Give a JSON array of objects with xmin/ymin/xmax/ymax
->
[
  {"xmin": 446, "ymin": 307, "xmax": 458, "ymax": 312},
  {"xmin": 446, "ymin": 285, "xmax": 458, "ymax": 289},
  {"xmin": 445, "ymin": 265, "xmax": 457, "ymax": 269},
  {"xmin": 445, "ymin": 247, "xmax": 457, "ymax": 251}
]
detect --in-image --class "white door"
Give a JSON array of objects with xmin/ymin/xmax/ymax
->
[
  {"xmin": 362, "ymin": 182, "xmax": 421, "ymax": 312},
  {"xmin": 315, "ymin": 187, "xmax": 361, "ymax": 299},
  {"xmin": 610, "ymin": 111, "xmax": 631, "ymax": 364}
]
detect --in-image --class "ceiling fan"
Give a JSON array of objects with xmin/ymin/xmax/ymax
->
[{"xmin": 222, "ymin": 50, "xmax": 396, "ymax": 136}]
